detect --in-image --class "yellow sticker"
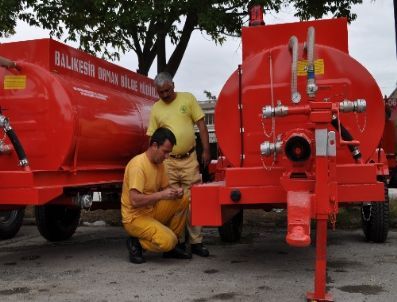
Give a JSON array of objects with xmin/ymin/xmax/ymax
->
[
  {"xmin": 297, "ymin": 59, "xmax": 324, "ymax": 76},
  {"xmin": 4, "ymin": 75, "xmax": 27, "ymax": 90}
]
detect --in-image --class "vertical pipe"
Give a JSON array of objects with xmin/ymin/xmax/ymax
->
[
  {"xmin": 238, "ymin": 65, "xmax": 244, "ymax": 167},
  {"xmin": 288, "ymin": 36, "xmax": 300, "ymax": 103},
  {"xmin": 306, "ymin": 27, "xmax": 317, "ymax": 98}
]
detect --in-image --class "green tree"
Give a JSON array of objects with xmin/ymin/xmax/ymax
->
[{"xmin": 0, "ymin": 0, "xmax": 363, "ymax": 76}]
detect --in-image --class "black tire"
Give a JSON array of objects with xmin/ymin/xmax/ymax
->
[
  {"xmin": 388, "ymin": 169, "xmax": 397, "ymax": 188},
  {"xmin": 361, "ymin": 182, "xmax": 389, "ymax": 243},
  {"xmin": 0, "ymin": 208, "xmax": 25, "ymax": 240},
  {"xmin": 35, "ymin": 205, "xmax": 81, "ymax": 241},
  {"xmin": 218, "ymin": 210, "xmax": 243, "ymax": 242}
]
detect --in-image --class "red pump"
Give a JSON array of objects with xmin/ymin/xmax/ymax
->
[{"xmin": 191, "ymin": 18, "xmax": 388, "ymax": 301}]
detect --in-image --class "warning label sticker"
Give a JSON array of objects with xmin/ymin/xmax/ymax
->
[
  {"xmin": 297, "ymin": 59, "xmax": 324, "ymax": 76},
  {"xmin": 4, "ymin": 75, "xmax": 27, "ymax": 89}
]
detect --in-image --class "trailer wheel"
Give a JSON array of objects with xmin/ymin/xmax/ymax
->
[
  {"xmin": 388, "ymin": 169, "xmax": 397, "ymax": 188},
  {"xmin": 35, "ymin": 205, "xmax": 81, "ymax": 241},
  {"xmin": 218, "ymin": 210, "xmax": 243, "ymax": 242},
  {"xmin": 0, "ymin": 209, "xmax": 25, "ymax": 240},
  {"xmin": 361, "ymin": 181, "xmax": 389, "ymax": 243}
]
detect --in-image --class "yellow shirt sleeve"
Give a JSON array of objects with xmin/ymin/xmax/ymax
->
[
  {"xmin": 127, "ymin": 166, "xmax": 145, "ymax": 193},
  {"xmin": 189, "ymin": 94, "xmax": 205, "ymax": 122},
  {"xmin": 146, "ymin": 101, "xmax": 160, "ymax": 136}
]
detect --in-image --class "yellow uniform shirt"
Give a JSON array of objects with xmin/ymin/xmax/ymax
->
[
  {"xmin": 121, "ymin": 152, "xmax": 169, "ymax": 224},
  {"xmin": 146, "ymin": 92, "xmax": 205, "ymax": 155}
]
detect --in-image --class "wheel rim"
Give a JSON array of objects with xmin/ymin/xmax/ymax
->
[{"xmin": 0, "ymin": 210, "xmax": 18, "ymax": 225}]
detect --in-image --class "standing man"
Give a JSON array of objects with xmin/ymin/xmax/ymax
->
[
  {"xmin": 146, "ymin": 72, "xmax": 210, "ymax": 257},
  {"xmin": 121, "ymin": 127, "xmax": 191, "ymax": 263}
]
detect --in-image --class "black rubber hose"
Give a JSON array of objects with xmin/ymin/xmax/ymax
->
[
  {"xmin": 331, "ymin": 117, "xmax": 361, "ymax": 160},
  {"xmin": 5, "ymin": 128, "xmax": 28, "ymax": 164}
]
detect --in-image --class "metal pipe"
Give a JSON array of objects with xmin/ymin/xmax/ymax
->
[
  {"xmin": 306, "ymin": 27, "xmax": 317, "ymax": 98},
  {"xmin": 238, "ymin": 65, "xmax": 244, "ymax": 167},
  {"xmin": 0, "ymin": 56, "xmax": 19, "ymax": 70},
  {"xmin": 288, "ymin": 36, "xmax": 300, "ymax": 103}
]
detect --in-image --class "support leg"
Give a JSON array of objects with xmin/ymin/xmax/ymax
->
[{"xmin": 306, "ymin": 219, "xmax": 333, "ymax": 302}]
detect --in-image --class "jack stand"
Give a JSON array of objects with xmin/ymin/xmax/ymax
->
[{"xmin": 306, "ymin": 219, "xmax": 333, "ymax": 302}]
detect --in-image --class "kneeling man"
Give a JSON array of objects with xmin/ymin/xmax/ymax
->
[{"xmin": 121, "ymin": 127, "xmax": 190, "ymax": 263}]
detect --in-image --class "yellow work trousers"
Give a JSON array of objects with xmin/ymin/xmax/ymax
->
[
  {"xmin": 123, "ymin": 196, "xmax": 189, "ymax": 253},
  {"xmin": 164, "ymin": 151, "xmax": 203, "ymax": 244}
]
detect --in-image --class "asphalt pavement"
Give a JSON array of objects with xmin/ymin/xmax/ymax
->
[{"xmin": 0, "ymin": 221, "xmax": 396, "ymax": 302}]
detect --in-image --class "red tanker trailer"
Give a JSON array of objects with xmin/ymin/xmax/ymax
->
[
  {"xmin": 0, "ymin": 39, "xmax": 157, "ymax": 241},
  {"xmin": 191, "ymin": 16, "xmax": 389, "ymax": 301}
]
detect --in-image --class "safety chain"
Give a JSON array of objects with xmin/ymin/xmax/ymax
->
[
  {"xmin": 329, "ymin": 198, "xmax": 338, "ymax": 231},
  {"xmin": 354, "ymin": 110, "xmax": 367, "ymax": 133},
  {"xmin": 261, "ymin": 117, "xmax": 273, "ymax": 138},
  {"xmin": 260, "ymin": 154, "xmax": 275, "ymax": 171}
]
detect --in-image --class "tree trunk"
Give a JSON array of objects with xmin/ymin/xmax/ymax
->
[
  {"xmin": 165, "ymin": 13, "xmax": 197, "ymax": 77},
  {"xmin": 156, "ymin": 30, "xmax": 167, "ymax": 73}
]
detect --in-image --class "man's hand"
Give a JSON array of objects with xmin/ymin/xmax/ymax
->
[
  {"xmin": 162, "ymin": 187, "xmax": 184, "ymax": 200},
  {"xmin": 175, "ymin": 187, "xmax": 184, "ymax": 198}
]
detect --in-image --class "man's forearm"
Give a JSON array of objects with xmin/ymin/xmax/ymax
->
[
  {"xmin": 197, "ymin": 119, "xmax": 210, "ymax": 151},
  {"xmin": 129, "ymin": 190, "xmax": 162, "ymax": 208},
  {"xmin": 129, "ymin": 187, "xmax": 182, "ymax": 208}
]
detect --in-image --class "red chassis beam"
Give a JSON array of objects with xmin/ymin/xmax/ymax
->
[
  {"xmin": 191, "ymin": 162, "xmax": 385, "ymax": 302},
  {"xmin": 0, "ymin": 169, "xmax": 123, "ymax": 206},
  {"xmin": 191, "ymin": 164, "xmax": 384, "ymax": 227}
]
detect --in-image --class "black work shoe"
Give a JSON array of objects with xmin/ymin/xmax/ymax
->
[
  {"xmin": 163, "ymin": 245, "xmax": 192, "ymax": 259},
  {"xmin": 126, "ymin": 237, "xmax": 145, "ymax": 264},
  {"xmin": 191, "ymin": 243, "xmax": 210, "ymax": 257}
]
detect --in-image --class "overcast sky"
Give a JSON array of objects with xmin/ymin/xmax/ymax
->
[{"xmin": 1, "ymin": 0, "xmax": 396, "ymax": 100}]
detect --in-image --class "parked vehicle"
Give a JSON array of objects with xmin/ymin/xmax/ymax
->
[
  {"xmin": 191, "ymin": 13, "xmax": 389, "ymax": 301},
  {"xmin": 0, "ymin": 39, "xmax": 156, "ymax": 241}
]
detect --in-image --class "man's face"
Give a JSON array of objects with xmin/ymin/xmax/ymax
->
[
  {"xmin": 156, "ymin": 82, "xmax": 176, "ymax": 103},
  {"xmin": 152, "ymin": 139, "xmax": 173, "ymax": 164}
]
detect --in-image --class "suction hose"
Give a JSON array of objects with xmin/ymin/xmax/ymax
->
[
  {"xmin": 331, "ymin": 116, "xmax": 362, "ymax": 161},
  {"xmin": 0, "ymin": 113, "xmax": 29, "ymax": 168}
]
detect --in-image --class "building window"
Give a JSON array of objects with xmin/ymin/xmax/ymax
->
[{"xmin": 205, "ymin": 113, "xmax": 214, "ymax": 125}]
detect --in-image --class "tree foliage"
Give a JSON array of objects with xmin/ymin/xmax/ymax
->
[{"xmin": 0, "ymin": 0, "xmax": 363, "ymax": 76}]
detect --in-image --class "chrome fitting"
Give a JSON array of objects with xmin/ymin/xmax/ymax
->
[
  {"xmin": 339, "ymin": 99, "xmax": 366, "ymax": 113},
  {"xmin": 19, "ymin": 158, "xmax": 29, "ymax": 167},
  {"xmin": 306, "ymin": 78, "xmax": 318, "ymax": 98},
  {"xmin": 0, "ymin": 115, "xmax": 9, "ymax": 129},
  {"xmin": 262, "ymin": 103, "xmax": 288, "ymax": 119},
  {"xmin": 0, "ymin": 141, "xmax": 12, "ymax": 154},
  {"xmin": 260, "ymin": 140, "xmax": 283, "ymax": 156}
]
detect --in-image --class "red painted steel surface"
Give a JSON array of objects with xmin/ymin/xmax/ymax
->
[
  {"xmin": 191, "ymin": 17, "xmax": 387, "ymax": 301},
  {"xmin": 216, "ymin": 18, "xmax": 384, "ymax": 168},
  {"xmin": 0, "ymin": 39, "xmax": 156, "ymax": 205}
]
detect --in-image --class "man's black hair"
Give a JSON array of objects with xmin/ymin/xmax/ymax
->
[{"xmin": 150, "ymin": 127, "xmax": 176, "ymax": 147}]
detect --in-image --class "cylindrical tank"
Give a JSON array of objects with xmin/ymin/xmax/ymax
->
[
  {"xmin": 0, "ymin": 39, "xmax": 156, "ymax": 172},
  {"xmin": 215, "ymin": 22, "xmax": 384, "ymax": 168},
  {"xmin": 0, "ymin": 40, "xmax": 155, "ymax": 171}
]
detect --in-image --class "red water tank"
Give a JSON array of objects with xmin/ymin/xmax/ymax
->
[
  {"xmin": 215, "ymin": 18, "xmax": 384, "ymax": 167},
  {"xmin": 0, "ymin": 39, "xmax": 157, "ymax": 205}
]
